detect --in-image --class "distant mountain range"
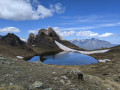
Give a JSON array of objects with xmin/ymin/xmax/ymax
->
[{"xmin": 70, "ymin": 38, "xmax": 114, "ymax": 50}]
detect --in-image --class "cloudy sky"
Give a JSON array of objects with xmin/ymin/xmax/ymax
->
[{"xmin": 0, "ymin": 0, "xmax": 120, "ymax": 44}]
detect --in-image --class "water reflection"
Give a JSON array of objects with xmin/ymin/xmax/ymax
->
[{"xmin": 28, "ymin": 51, "xmax": 98, "ymax": 65}]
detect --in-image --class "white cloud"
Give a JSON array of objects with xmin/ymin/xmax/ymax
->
[
  {"xmin": 59, "ymin": 31, "xmax": 75, "ymax": 36},
  {"xmin": 76, "ymin": 31, "xmax": 99, "ymax": 37},
  {"xmin": 54, "ymin": 3, "xmax": 65, "ymax": 14},
  {"xmin": 28, "ymin": 30, "xmax": 38, "ymax": 34},
  {"xmin": 53, "ymin": 27, "xmax": 75, "ymax": 36},
  {"xmin": 77, "ymin": 31, "xmax": 114, "ymax": 38},
  {"xmin": 28, "ymin": 27, "xmax": 75, "ymax": 36},
  {"xmin": 99, "ymin": 33, "xmax": 114, "ymax": 38},
  {"xmin": 0, "ymin": 0, "xmax": 65, "ymax": 21},
  {"xmin": 20, "ymin": 38, "xmax": 27, "ymax": 42},
  {"xmin": 0, "ymin": 27, "xmax": 20, "ymax": 33},
  {"xmin": 59, "ymin": 22, "xmax": 120, "ymax": 31},
  {"xmin": 28, "ymin": 27, "xmax": 114, "ymax": 38},
  {"xmin": 53, "ymin": 27, "xmax": 114, "ymax": 38}
]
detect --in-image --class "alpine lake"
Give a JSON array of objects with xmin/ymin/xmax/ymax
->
[{"xmin": 27, "ymin": 51, "xmax": 98, "ymax": 65}]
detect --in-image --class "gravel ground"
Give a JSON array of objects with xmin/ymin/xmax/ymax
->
[{"xmin": 0, "ymin": 55, "xmax": 110, "ymax": 90}]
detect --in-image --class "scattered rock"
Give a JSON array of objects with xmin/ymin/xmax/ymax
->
[
  {"xmin": 6, "ymin": 74, "xmax": 12, "ymax": 77},
  {"xmin": 52, "ymin": 72, "xmax": 56, "ymax": 74},
  {"xmin": 66, "ymin": 80, "xmax": 71, "ymax": 85},
  {"xmin": 60, "ymin": 79, "xmax": 65, "ymax": 84},
  {"xmin": 15, "ymin": 71, "xmax": 19, "ymax": 74},
  {"xmin": 44, "ymin": 88, "xmax": 53, "ymax": 90},
  {"xmin": 115, "ymin": 76, "xmax": 120, "ymax": 82},
  {"xmin": 0, "ymin": 84, "xmax": 6, "ymax": 87},
  {"xmin": 61, "ymin": 76, "xmax": 68, "ymax": 80},
  {"xmin": 0, "ymin": 57, "xmax": 5, "ymax": 60},
  {"xmin": 32, "ymin": 81, "xmax": 43, "ymax": 88},
  {"xmin": 107, "ymin": 88, "xmax": 111, "ymax": 90},
  {"xmin": 10, "ymin": 82, "xmax": 14, "ymax": 86},
  {"xmin": 54, "ymin": 77, "xmax": 58, "ymax": 80}
]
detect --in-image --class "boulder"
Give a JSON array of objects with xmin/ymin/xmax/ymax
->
[
  {"xmin": 32, "ymin": 81, "xmax": 43, "ymax": 88},
  {"xmin": 69, "ymin": 70, "xmax": 84, "ymax": 80}
]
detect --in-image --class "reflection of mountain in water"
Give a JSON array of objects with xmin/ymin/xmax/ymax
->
[
  {"xmin": 40, "ymin": 56, "xmax": 47, "ymax": 62},
  {"xmin": 42, "ymin": 51, "xmax": 69, "ymax": 60},
  {"xmin": 29, "ymin": 51, "xmax": 98, "ymax": 65}
]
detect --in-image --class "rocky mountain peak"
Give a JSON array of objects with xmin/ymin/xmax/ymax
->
[
  {"xmin": 29, "ymin": 33, "xmax": 36, "ymax": 38},
  {"xmin": 28, "ymin": 27, "xmax": 64, "ymax": 45},
  {"xmin": 1, "ymin": 33, "xmax": 25, "ymax": 46},
  {"xmin": 27, "ymin": 33, "xmax": 36, "ymax": 45},
  {"xmin": 27, "ymin": 28, "xmax": 59, "ymax": 48},
  {"xmin": 27, "ymin": 27, "xmax": 81, "ymax": 50},
  {"xmin": 48, "ymin": 27, "xmax": 55, "ymax": 34},
  {"xmin": 38, "ymin": 29, "xmax": 48, "ymax": 36}
]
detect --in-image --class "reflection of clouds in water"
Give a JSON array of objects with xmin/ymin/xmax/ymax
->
[{"xmin": 43, "ymin": 51, "xmax": 68, "ymax": 60}]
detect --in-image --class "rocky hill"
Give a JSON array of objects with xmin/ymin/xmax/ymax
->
[
  {"xmin": 0, "ymin": 33, "xmax": 34, "ymax": 57},
  {"xmin": 1, "ymin": 33, "xmax": 25, "ymax": 46},
  {"xmin": 28, "ymin": 27, "xmax": 84, "ymax": 54},
  {"xmin": 70, "ymin": 38, "xmax": 113, "ymax": 50}
]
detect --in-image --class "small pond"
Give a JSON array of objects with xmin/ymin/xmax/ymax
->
[{"xmin": 28, "ymin": 51, "xmax": 98, "ymax": 65}]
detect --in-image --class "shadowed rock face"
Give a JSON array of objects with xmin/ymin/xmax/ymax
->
[
  {"xmin": 27, "ymin": 33, "xmax": 36, "ymax": 45},
  {"xmin": 47, "ymin": 27, "xmax": 61, "ymax": 40},
  {"xmin": 1, "ymin": 33, "xmax": 25, "ymax": 46},
  {"xmin": 27, "ymin": 28, "xmax": 61, "ymax": 49}
]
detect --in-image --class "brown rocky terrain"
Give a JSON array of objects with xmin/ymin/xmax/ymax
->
[{"xmin": 0, "ymin": 55, "xmax": 112, "ymax": 90}]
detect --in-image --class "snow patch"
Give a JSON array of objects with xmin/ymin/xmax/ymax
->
[
  {"xmin": 16, "ymin": 56, "xmax": 23, "ymax": 59},
  {"xmin": 55, "ymin": 41, "xmax": 77, "ymax": 52},
  {"xmin": 55, "ymin": 40, "xmax": 110, "ymax": 54},
  {"xmin": 98, "ymin": 59, "xmax": 111, "ymax": 62},
  {"xmin": 78, "ymin": 49, "xmax": 110, "ymax": 54}
]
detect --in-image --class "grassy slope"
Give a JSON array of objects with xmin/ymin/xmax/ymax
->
[{"xmin": 0, "ymin": 40, "xmax": 35, "ymax": 58}]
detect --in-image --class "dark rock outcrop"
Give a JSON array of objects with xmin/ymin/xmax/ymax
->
[
  {"xmin": 1, "ymin": 33, "xmax": 25, "ymax": 46},
  {"xmin": 27, "ymin": 33, "xmax": 36, "ymax": 45},
  {"xmin": 0, "ymin": 33, "xmax": 35, "ymax": 57}
]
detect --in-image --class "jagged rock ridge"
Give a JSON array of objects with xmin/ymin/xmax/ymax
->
[{"xmin": 28, "ymin": 27, "xmax": 82, "ymax": 50}]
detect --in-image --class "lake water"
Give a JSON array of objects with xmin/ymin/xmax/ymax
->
[{"xmin": 28, "ymin": 51, "xmax": 98, "ymax": 65}]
